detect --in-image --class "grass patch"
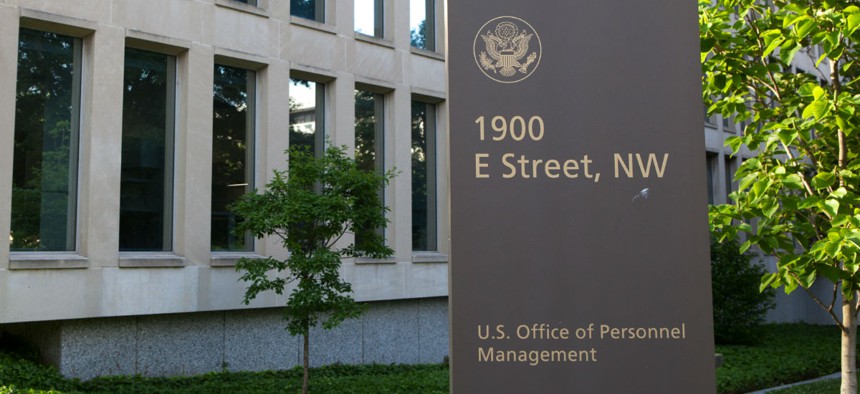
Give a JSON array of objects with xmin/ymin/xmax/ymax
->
[
  {"xmin": 716, "ymin": 323, "xmax": 845, "ymax": 394},
  {"xmin": 768, "ymin": 374, "xmax": 844, "ymax": 393},
  {"xmin": 0, "ymin": 323, "xmax": 851, "ymax": 393}
]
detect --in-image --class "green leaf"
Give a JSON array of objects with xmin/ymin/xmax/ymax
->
[
  {"xmin": 837, "ymin": 115, "xmax": 850, "ymax": 133},
  {"xmin": 783, "ymin": 174, "xmax": 804, "ymax": 190},
  {"xmin": 701, "ymin": 38, "xmax": 716, "ymax": 52},
  {"xmin": 816, "ymin": 53, "xmax": 827, "ymax": 67},
  {"xmin": 763, "ymin": 35, "xmax": 785, "ymax": 59},
  {"xmin": 726, "ymin": 136, "xmax": 744, "ymax": 153},
  {"xmin": 831, "ymin": 187, "xmax": 849, "ymax": 199},
  {"xmin": 761, "ymin": 272, "xmax": 779, "ymax": 292},
  {"xmin": 752, "ymin": 179, "xmax": 770, "ymax": 198},
  {"xmin": 795, "ymin": 18, "xmax": 815, "ymax": 39},
  {"xmin": 799, "ymin": 82, "xmax": 819, "ymax": 97},
  {"xmin": 762, "ymin": 198, "xmax": 780, "ymax": 218},
  {"xmin": 817, "ymin": 263, "xmax": 844, "ymax": 283},
  {"xmin": 740, "ymin": 240, "xmax": 753, "ymax": 254},
  {"xmin": 802, "ymin": 99, "xmax": 829, "ymax": 120},
  {"xmin": 847, "ymin": 13, "xmax": 860, "ymax": 36},
  {"xmin": 833, "ymin": 214, "xmax": 850, "ymax": 227},
  {"xmin": 812, "ymin": 172, "xmax": 836, "ymax": 189},
  {"xmin": 812, "ymin": 86, "xmax": 826, "ymax": 100},
  {"xmin": 780, "ymin": 40, "xmax": 802, "ymax": 65},
  {"xmin": 823, "ymin": 199, "xmax": 840, "ymax": 217},
  {"xmin": 797, "ymin": 196, "xmax": 821, "ymax": 209}
]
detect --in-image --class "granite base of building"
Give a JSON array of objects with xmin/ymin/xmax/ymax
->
[{"xmin": 1, "ymin": 297, "xmax": 449, "ymax": 380}]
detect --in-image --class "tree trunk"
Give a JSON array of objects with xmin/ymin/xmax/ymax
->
[
  {"xmin": 303, "ymin": 330, "xmax": 310, "ymax": 394},
  {"xmin": 842, "ymin": 298, "xmax": 857, "ymax": 394}
]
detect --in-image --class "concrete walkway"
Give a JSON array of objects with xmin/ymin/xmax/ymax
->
[{"xmin": 746, "ymin": 372, "xmax": 840, "ymax": 393}]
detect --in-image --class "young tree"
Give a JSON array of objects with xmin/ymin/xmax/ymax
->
[
  {"xmin": 231, "ymin": 145, "xmax": 394, "ymax": 394},
  {"xmin": 701, "ymin": 1, "xmax": 860, "ymax": 392}
]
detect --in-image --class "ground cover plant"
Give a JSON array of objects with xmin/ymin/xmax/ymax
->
[
  {"xmin": 715, "ymin": 324, "xmax": 846, "ymax": 393},
  {"xmin": 0, "ymin": 352, "xmax": 448, "ymax": 394},
  {"xmin": 0, "ymin": 324, "xmax": 849, "ymax": 393}
]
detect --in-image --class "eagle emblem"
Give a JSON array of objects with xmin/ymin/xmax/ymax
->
[{"xmin": 473, "ymin": 17, "xmax": 542, "ymax": 83}]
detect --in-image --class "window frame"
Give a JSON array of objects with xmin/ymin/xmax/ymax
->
[
  {"xmin": 706, "ymin": 152, "xmax": 718, "ymax": 206},
  {"xmin": 354, "ymin": 86, "xmax": 388, "ymax": 249},
  {"xmin": 10, "ymin": 27, "xmax": 84, "ymax": 253},
  {"xmin": 118, "ymin": 46, "xmax": 178, "ymax": 252},
  {"xmin": 411, "ymin": 99, "xmax": 438, "ymax": 252},
  {"xmin": 410, "ymin": 0, "xmax": 436, "ymax": 52},
  {"xmin": 211, "ymin": 63, "xmax": 257, "ymax": 252},
  {"xmin": 290, "ymin": 0, "xmax": 325, "ymax": 23},
  {"xmin": 355, "ymin": 0, "xmax": 384, "ymax": 39},
  {"xmin": 289, "ymin": 73, "xmax": 329, "ymax": 158}
]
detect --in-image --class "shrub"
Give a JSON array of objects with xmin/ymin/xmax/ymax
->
[{"xmin": 711, "ymin": 238, "xmax": 775, "ymax": 344}]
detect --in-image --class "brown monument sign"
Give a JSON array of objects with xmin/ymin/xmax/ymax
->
[{"xmin": 447, "ymin": 1, "xmax": 717, "ymax": 392}]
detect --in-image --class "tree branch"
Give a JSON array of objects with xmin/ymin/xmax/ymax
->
[
  {"xmin": 803, "ymin": 48, "xmax": 829, "ymax": 82},
  {"xmin": 745, "ymin": 12, "xmax": 783, "ymax": 102},
  {"xmin": 831, "ymin": 60, "xmax": 847, "ymax": 188},
  {"xmin": 791, "ymin": 272, "xmax": 846, "ymax": 330}
]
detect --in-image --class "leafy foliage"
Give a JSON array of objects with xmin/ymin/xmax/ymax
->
[
  {"xmin": 711, "ymin": 239, "xmax": 776, "ymax": 345},
  {"xmin": 1, "ymin": 324, "xmax": 849, "ymax": 394},
  {"xmin": 232, "ymin": 144, "xmax": 393, "ymax": 337},
  {"xmin": 703, "ymin": 0, "xmax": 860, "ymax": 304},
  {"xmin": 231, "ymin": 144, "xmax": 394, "ymax": 393},
  {"xmin": 702, "ymin": 0, "xmax": 860, "ymax": 389},
  {"xmin": 0, "ymin": 351, "xmax": 74, "ymax": 393},
  {"xmin": 0, "ymin": 346, "xmax": 448, "ymax": 394}
]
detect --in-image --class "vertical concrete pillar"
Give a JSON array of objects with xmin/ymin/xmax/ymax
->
[
  {"xmin": 81, "ymin": 25, "xmax": 125, "ymax": 266},
  {"xmin": 0, "ymin": 6, "xmax": 19, "ymax": 268}
]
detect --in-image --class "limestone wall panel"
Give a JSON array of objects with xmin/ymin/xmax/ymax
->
[{"xmin": 213, "ymin": 6, "xmax": 272, "ymax": 57}]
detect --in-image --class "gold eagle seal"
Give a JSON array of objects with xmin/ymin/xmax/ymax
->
[{"xmin": 473, "ymin": 16, "xmax": 542, "ymax": 84}]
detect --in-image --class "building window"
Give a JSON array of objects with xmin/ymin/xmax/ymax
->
[
  {"xmin": 355, "ymin": 89, "xmax": 385, "ymax": 247},
  {"xmin": 355, "ymin": 0, "xmax": 383, "ymax": 38},
  {"xmin": 233, "ymin": 0, "xmax": 258, "ymax": 5},
  {"xmin": 120, "ymin": 48, "xmax": 176, "ymax": 252},
  {"xmin": 11, "ymin": 28, "xmax": 82, "ymax": 251},
  {"xmin": 289, "ymin": 78, "xmax": 325, "ymax": 157},
  {"xmin": 706, "ymin": 152, "xmax": 717, "ymax": 205},
  {"xmin": 722, "ymin": 114, "xmax": 736, "ymax": 133},
  {"xmin": 725, "ymin": 156, "xmax": 736, "ymax": 202},
  {"xmin": 704, "ymin": 105, "xmax": 715, "ymax": 126},
  {"xmin": 410, "ymin": 0, "xmax": 435, "ymax": 51},
  {"xmin": 291, "ymin": 0, "xmax": 324, "ymax": 22},
  {"xmin": 412, "ymin": 101, "xmax": 437, "ymax": 251},
  {"xmin": 212, "ymin": 64, "xmax": 255, "ymax": 251}
]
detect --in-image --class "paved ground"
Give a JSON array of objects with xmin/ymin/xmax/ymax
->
[{"xmin": 747, "ymin": 372, "xmax": 840, "ymax": 393}]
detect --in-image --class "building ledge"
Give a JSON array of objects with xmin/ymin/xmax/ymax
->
[
  {"xmin": 290, "ymin": 16, "xmax": 336, "ymax": 35},
  {"xmin": 410, "ymin": 47, "xmax": 445, "ymax": 61},
  {"xmin": 355, "ymin": 257, "xmax": 398, "ymax": 265},
  {"xmin": 214, "ymin": 0, "xmax": 270, "ymax": 18},
  {"xmin": 119, "ymin": 253, "xmax": 185, "ymax": 268},
  {"xmin": 210, "ymin": 252, "xmax": 265, "ymax": 267},
  {"xmin": 354, "ymin": 33, "xmax": 394, "ymax": 49},
  {"xmin": 412, "ymin": 252, "xmax": 448, "ymax": 264},
  {"xmin": 9, "ymin": 253, "xmax": 89, "ymax": 270}
]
